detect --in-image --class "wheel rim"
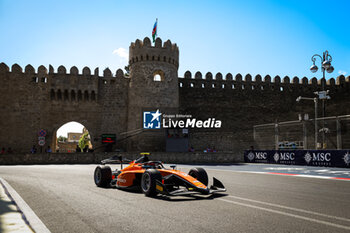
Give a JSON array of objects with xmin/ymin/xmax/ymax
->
[
  {"xmin": 95, "ymin": 168, "xmax": 101, "ymax": 184},
  {"xmin": 141, "ymin": 173, "xmax": 151, "ymax": 192}
]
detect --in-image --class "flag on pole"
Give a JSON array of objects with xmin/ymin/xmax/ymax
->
[{"xmin": 152, "ymin": 19, "xmax": 158, "ymax": 43}]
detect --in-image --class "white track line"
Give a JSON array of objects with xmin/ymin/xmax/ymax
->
[
  {"xmin": 0, "ymin": 178, "xmax": 51, "ymax": 233},
  {"xmin": 227, "ymin": 195, "xmax": 350, "ymax": 223},
  {"xmin": 182, "ymin": 167, "xmax": 350, "ymax": 181},
  {"xmin": 218, "ymin": 198, "xmax": 350, "ymax": 231}
]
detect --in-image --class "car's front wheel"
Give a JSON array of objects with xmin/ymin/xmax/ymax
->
[
  {"xmin": 94, "ymin": 166, "xmax": 112, "ymax": 187},
  {"xmin": 188, "ymin": 167, "xmax": 208, "ymax": 186},
  {"xmin": 141, "ymin": 169, "xmax": 162, "ymax": 197}
]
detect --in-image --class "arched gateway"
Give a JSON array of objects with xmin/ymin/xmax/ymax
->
[{"xmin": 54, "ymin": 121, "xmax": 93, "ymax": 153}]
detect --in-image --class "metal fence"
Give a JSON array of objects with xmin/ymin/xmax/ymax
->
[{"xmin": 253, "ymin": 115, "xmax": 350, "ymax": 150}]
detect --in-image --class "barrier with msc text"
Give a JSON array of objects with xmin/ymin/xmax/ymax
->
[{"xmin": 244, "ymin": 150, "xmax": 350, "ymax": 168}]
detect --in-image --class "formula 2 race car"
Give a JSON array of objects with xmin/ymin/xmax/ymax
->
[{"xmin": 94, "ymin": 153, "xmax": 226, "ymax": 197}]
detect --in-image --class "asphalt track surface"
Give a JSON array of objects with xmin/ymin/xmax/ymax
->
[{"xmin": 1, "ymin": 164, "xmax": 350, "ymax": 233}]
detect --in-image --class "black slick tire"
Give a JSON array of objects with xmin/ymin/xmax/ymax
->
[
  {"xmin": 141, "ymin": 169, "xmax": 162, "ymax": 197},
  {"xmin": 188, "ymin": 167, "xmax": 208, "ymax": 186},
  {"xmin": 94, "ymin": 166, "xmax": 112, "ymax": 187}
]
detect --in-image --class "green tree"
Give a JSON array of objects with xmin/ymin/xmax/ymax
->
[
  {"xmin": 78, "ymin": 132, "xmax": 90, "ymax": 150},
  {"xmin": 57, "ymin": 136, "xmax": 67, "ymax": 142}
]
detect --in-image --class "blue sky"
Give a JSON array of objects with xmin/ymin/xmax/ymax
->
[{"xmin": 0, "ymin": 0, "xmax": 349, "ymax": 80}]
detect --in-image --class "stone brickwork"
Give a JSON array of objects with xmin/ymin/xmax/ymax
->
[
  {"xmin": 127, "ymin": 37, "xmax": 179, "ymax": 151},
  {"xmin": 1, "ymin": 37, "xmax": 350, "ymax": 154},
  {"xmin": 178, "ymin": 72, "xmax": 350, "ymax": 152},
  {"xmin": 0, "ymin": 61, "xmax": 129, "ymax": 153}
]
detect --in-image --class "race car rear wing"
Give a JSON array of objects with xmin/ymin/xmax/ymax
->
[{"xmin": 101, "ymin": 155, "xmax": 132, "ymax": 169}]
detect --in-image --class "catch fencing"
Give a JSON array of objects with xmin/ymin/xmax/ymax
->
[{"xmin": 253, "ymin": 115, "xmax": 350, "ymax": 150}]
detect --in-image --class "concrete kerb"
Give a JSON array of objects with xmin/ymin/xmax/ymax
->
[{"xmin": 0, "ymin": 178, "xmax": 51, "ymax": 233}]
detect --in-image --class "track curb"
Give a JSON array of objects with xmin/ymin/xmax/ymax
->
[{"xmin": 0, "ymin": 177, "xmax": 51, "ymax": 233}]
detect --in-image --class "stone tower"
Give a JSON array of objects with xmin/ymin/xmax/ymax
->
[{"xmin": 127, "ymin": 37, "xmax": 179, "ymax": 151}]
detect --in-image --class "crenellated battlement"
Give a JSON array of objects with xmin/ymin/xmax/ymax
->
[
  {"xmin": 129, "ymin": 37, "xmax": 179, "ymax": 68},
  {"xmin": 179, "ymin": 70, "xmax": 350, "ymax": 92},
  {"xmin": 0, "ymin": 62, "xmax": 130, "ymax": 104},
  {"xmin": 2, "ymin": 62, "xmax": 349, "ymax": 93},
  {"xmin": 0, "ymin": 62, "xmax": 128, "ymax": 79}
]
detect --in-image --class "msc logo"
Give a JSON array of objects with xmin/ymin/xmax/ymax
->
[
  {"xmin": 143, "ymin": 110, "xmax": 162, "ymax": 129},
  {"xmin": 343, "ymin": 152, "xmax": 350, "ymax": 166},
  {"xmin": 247, "ymin": 152, "xmax": 255, "ymax": 161}
]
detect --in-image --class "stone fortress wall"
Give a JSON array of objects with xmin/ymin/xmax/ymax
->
[
  {"xmin": 178, "ymin": 71, "xmax": 350, "ymax": 151},
  {"xmin": 0, "ymin": 62, "xmax": 130, "ymax": 153},
  {"xmin": 1, "ymin": 37, "xmax": 350, "ymax": 153}
]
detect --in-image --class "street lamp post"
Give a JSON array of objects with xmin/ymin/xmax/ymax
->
[
  {"xmin": 296, "ymin": 96, "xmax": 318, "ymax": 149},
  {"xmin": 297, "ymin": 92, "xmax": 330, "ymax": 149},
  {"xmin": 310, "ymin": 51, "xmax": 334, "ymax": 148}
]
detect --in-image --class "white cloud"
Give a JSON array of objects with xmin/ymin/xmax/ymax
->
[
  {"xmin": 338, "ymin": 70, "xmax": 347, "ymax": 76},
  {"xmin": 112, "ymin": 47, "xmax": 128, "ymax": 60}
]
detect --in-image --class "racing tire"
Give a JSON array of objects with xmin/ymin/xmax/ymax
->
[
  {"xmin": 94, "ymin": 166, "xmax": 112, "ymax": 187},
  {"xmin": 141, "ymin": 169, "xmax": 162, "ymax": 197},
  {"xmin": 188, "ymin": 167, "xmax": 208, "ymax": 186}
]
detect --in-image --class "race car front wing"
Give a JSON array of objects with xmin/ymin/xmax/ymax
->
[{"xmin": 155, "ymin": 175, "xmax": 226, "ymax": 196}]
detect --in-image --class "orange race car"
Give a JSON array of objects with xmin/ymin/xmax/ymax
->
[{"xmin": 94, "ymin": 153, "xmax": 226, "ymax": 197}]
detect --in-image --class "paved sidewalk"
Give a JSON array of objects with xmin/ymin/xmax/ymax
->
[
  {"xmin": 0, "ymin": 179, "xmax": 33, "ymax": 232},
  {"xmin": 0, "ymin": 178, "xmax": 50, "ymax": 233}
]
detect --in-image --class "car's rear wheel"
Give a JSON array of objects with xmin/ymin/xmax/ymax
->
[
  {"xmin": 141, "ymin": 169, "xmax": 162, "ymax": 197},
  {"xmin": 94, "ymin": 166, "xmax": 112, "ymax": 187},
  {"xmin": 189, "ymin": 167, "xmax": 208, "ymax": 186}
]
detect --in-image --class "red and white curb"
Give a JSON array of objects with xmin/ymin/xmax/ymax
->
[{"xmin": 0, "ymin": 177, "xmax": 51, "ymax": 233}]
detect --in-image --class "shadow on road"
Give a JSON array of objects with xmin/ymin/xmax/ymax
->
[
  {"xmin": 109, "ymin": 186, "xmax": 228, "ymax": 201},
  {"xmin": 0, "ymin": 183, "xmax": 24, "ymax": 233},
  {"xmin": 0, "ymin": 197, "xmax": 17, "ymax": 233},
  {"xmin": 154, "ymin": 193, "xmax": 228, "ymax": 202}
]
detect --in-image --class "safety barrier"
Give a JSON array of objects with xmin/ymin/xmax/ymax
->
[{"xmin": 244, "ymin": 150, "xmax": 350, "ymax": 168}]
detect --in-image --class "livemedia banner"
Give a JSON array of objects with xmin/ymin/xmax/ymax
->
[{"xmin": 244, "ymin": 150, "xmax": 350, "ymax": 168}]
